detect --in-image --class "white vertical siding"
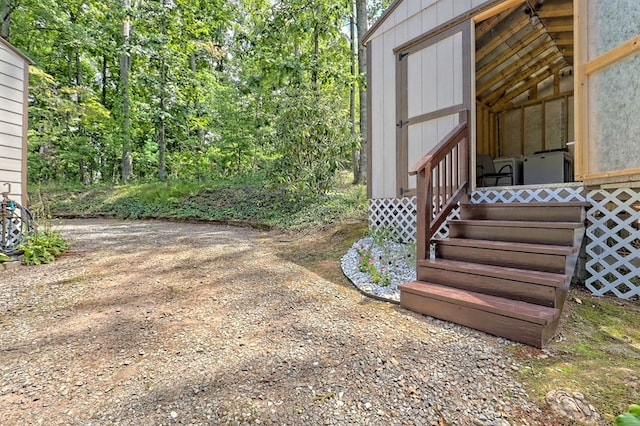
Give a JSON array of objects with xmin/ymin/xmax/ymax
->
[
  {"xmin": 382, "ymin": 30, "xmax": 398, "ymax": 199},
  {"xmin": 0, "ymin": 39, "xmax": 27, "ymax": 203},
  {"xmin": 368, "ymin": 0, "xmax": 486, "ymax": 198},
  {"xmin": 370, "ymin": 37, "xmax": 385, "ymax": 198}
]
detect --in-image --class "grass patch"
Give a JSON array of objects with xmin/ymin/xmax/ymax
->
[{"xmin": 513, "ymin": 290, "xmax": 640, "ymax": 423}]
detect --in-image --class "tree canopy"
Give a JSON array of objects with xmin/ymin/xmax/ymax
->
[{"xmin": 3, "ymin": 0, "xmax": 392, "ymax": 194}]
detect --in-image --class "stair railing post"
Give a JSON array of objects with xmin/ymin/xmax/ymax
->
[{"xmin": 415, "ymin": 161, "xmax": 432, "ymax": 261}]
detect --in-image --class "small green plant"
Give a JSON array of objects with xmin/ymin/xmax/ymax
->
[
  {"xmin": 616, "ymin": 404, "xmax": 640, "ymax": 426},
  {"xmin": 366, "ymin": 226, "xmax": 397, "ymax": 246},
  {"xmin": 0, "ymin": 252, "xmax": 10, "ymax": 262},
  {"xmin": 19, "ymin": 230, "xmax": 68, "ymax": 265},
  {"xmin": 353, "ymin": 241, "xmax": 392, "ymax": 286}
]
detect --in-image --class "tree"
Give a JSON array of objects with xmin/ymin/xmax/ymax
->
[
  {"xmin": 354, "ymin": 0, "xmax": 368, "ymax": 185},
  {"xmin": 120, "ymin": 0, "xmax": 133, "ymax": 182},
  {"xmin": 0, "ymin": 0, "xmax": 16, "ymax": 39}
]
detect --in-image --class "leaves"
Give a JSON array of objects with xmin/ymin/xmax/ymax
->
[
  {"xmin": 19, "ymin": 230, "xmax": 69, "ymax": 265},
  {"xmin": 15, "ymin": 0, "xmax": 358, "ymax": 191},
  {"xmin": 616, "ymin": 405, "xmax": 640, "ymax": 426}
]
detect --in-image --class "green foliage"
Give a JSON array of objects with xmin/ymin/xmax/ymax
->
[
  {"xmin": 29, "ymin": 172, "xmax": 367, "ymax": 230},
  {"xmin": 0, "ymin": 253, "xmax": 11, "ymax": 263},
  {"xmin": 616, "ymin": 405, "xmax": 640, "ymax": 426},
  {"xmin": 15, "ymin": 0, "xmax": 356, "ymax": 190},
  {"xmin": 19, "ymin": 230, "xmax": 69, "ymax": 265},
  {"xmin": 268, "ymin": 88, "xmax": 355, "ymax": 194},
  {"xmin": 366, "ymin": 226, "xmax": 399, "ymax": 246},
  {"xmin": 354, "ymin": 242, "xmax": 391, "ymax": 286}
]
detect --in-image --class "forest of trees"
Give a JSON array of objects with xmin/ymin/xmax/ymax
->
[{"xmin": 1, "ymin": 0, "xmax": 392, "ymax": 194}]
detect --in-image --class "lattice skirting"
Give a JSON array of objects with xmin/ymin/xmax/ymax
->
[
  {"xmin": 585, "ymin": 187, "xmax": 640, "ymax": 299},
  {"xmin": 368, "ymin": 197, "xmax": 459, "ymax": 244},
  {"xmin": 370, "ymin": 184, "xmax": 640, "ymax": 300}
]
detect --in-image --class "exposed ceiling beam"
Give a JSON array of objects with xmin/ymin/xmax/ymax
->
[
  {"xmin": 491, "ymin": 60, "xmax": 566, "ymax": 108},
  {"xmin": 482, "ymin": 52, "xmax": 564, "ymax": 105},
  {"xmin": 553, "ymin": 35, "xmax": 573, "ymax": 46},
  {"xmin": 546, "ymin": 24, "xmax": 573, "ymax": 33},
  {"xmin": 537, "ymin": 7, "xmax": 573, "ymax": 18},
  {"xmin": 476, "ymin": 15, "xmax": 530, "ymax": 61},
  {"xmin": 476, "ymin": 7, "xmax": 517, "ymax": 39},
  {"xmin": 476, "ymin": 29, "xmax": 547, "ymax": 80},
  {"xmin": 476, "ymin": 42, "xmax": 553, "ymax": 94}
]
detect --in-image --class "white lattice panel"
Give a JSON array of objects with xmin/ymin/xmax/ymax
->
[
  {"xmin": 368, "ymin": 197, "xmax": 458, "ymax": 243},
  {"xmin": 470, "ymin": 184, "xmax": 587, "ymax": 203},
  {"xmin": 370, "ymin": 185, "xmax": 639, "ymax": 300},
  {"xmin": 585, "ymin": 188, "xmax": 640, "ymax": 299},
  {"xmin": 369, "ymin": 198, "xmax": 417, "ymax": 243}
]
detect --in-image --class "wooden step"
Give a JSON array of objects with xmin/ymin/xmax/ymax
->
[
  {"xmin": 448, "ymin": 219, "xmax": 585, "ymax": 246},
  {"xmin": 460, "ymin": 202, "xmax": 588, "ymax": 223},
  {"xmin": 435, "ymin": 238, "xmax": 576, "ymax": 274},
  {"xmin": 417, "ymin": 258, "xmax": 568, "ymax": 307},
  {"xmin": 399, "ymin": 281, "xmax": 560, "ymax": 348}
]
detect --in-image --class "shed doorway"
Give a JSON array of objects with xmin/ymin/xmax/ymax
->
[{"xmin": 474, "ymin": 0, "xmax": 574, "ymax": 188}]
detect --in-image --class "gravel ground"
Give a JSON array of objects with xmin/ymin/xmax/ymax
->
[{"xmin": 0, "ymin": 219, "xmax": 548, "ymax": 425}]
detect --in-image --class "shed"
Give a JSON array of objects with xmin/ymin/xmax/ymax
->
[
  {"xmin": 362, "ymin": 0, "xmax": 640, "ymax": 344},
  {"xmin": 0, "ymin": 37, "xmax": 31, "ymax": 206}
]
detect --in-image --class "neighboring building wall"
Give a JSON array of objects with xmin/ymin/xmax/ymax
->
[{"xmin": 0, "ymin": 39, "xmax": 28, "ymax": 205}]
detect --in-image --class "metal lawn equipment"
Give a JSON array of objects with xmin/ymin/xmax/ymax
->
[{"xmin": 1, "ymin": 183, "xmax": 34, "ymax": 256}]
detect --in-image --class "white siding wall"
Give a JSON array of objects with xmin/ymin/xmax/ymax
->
[
  {"xmin": 368, "ymin": 0, "xmax": 491, "ymax": 199},
  {"xmin": 0, "ymin": 40, "xmax": 26, "ymax": 204}
]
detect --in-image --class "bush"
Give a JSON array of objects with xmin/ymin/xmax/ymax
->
[
  {"xmin": 616, "ymin": 405, "xmax": 640, "ymax": 426},
  {"xmin": 19, "ymin": 230, "xmax": 68, "ymax": 265}
]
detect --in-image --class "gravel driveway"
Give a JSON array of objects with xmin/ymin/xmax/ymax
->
[{"xmin": 1, "ymin": 219, "xmax": 544, "ymax": 425}]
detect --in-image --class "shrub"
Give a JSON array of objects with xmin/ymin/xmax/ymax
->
[
  {"xmin": 616, "ymin": 405, "xmax": 640, "ymax": 426},
  {"xmin": 19, "ymin": 230, "xmax": 68, "ymax": 265}
]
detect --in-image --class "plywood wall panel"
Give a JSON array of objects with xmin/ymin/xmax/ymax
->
[
  {"xmin": 523, "ymin": 104, "xmax": 542, "ymax": 155},
  {"xmin": 587, "ymin": 52, "xmax": 640, "ymax": 174},
  {"xmin": 545, "ymin": 99, "xmax": 565, "ymax": 150},
  {"xmin": 587, "ymin": 0, "xmax": 640, "ymax": 58}
]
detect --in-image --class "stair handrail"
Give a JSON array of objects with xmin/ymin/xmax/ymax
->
[{"xmin": 409, "ymin": 110, "xmax": 470, "ymax": 260}]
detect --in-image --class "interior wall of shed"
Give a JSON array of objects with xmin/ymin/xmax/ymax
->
[
  {"xmin": 474, "ymin": 0, "xmax": 575, "ymax": 181},
  {"xmin": 476, "ymin": 72, "xmax": 574, "ymax": 158}
]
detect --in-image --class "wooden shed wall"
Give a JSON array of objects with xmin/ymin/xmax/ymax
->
[
  {"xmin": 0, "ymin": 39, "xmax": 28, "ymax": 205},
  {"xmin": 368, "ymin": 0, "xmax": 491, "ymax": 199}
]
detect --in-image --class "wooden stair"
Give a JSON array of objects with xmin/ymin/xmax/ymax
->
[{"xmin": 399, "ymin": 202, "xmax": 587, "ymax": 348}]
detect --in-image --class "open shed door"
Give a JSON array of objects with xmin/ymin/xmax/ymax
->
[{"xmin": 396, "ymin": 21, "xmax": 474, "ymax": 197}]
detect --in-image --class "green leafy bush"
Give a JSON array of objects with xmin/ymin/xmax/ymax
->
[
  {"xmin": 616, "ymin": 405, "xmax": 640, "ymax": 426},
  {"xmin": 19, "ymin": 230, "xmax": 68, "ymax": 265}
]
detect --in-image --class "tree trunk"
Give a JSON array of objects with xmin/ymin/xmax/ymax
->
[
  {"xmin": 312, "ymin": 24, "xmax": 319, "ymax": 92},
  {"xmin": 101, "ymin": 54, "xmax": 108, "ymax": 106},
  {"xmin": 349, "ymin": 4, "xmax": 360, "ymax": 182},
  {"xmin": 355, "ymin": 0, "xmax": 368, "ymax": 185},
  {"xmin": 190, "ymin": 52, "xmax": 205, "ymax": 145},
  {"xmin": 0, "ymin": 0, "xmax": 14, "ymax": 39},
  {"xmin": 120, "ymin": 0, "xmax": 133, "ymax": 182},
  {"xmin": 157, "ymin": 0, "xmax": 167, "ymax": 181},
  {"xmin": 158, "ymin": 57, "xmax": 166, "ymax": 181}
]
